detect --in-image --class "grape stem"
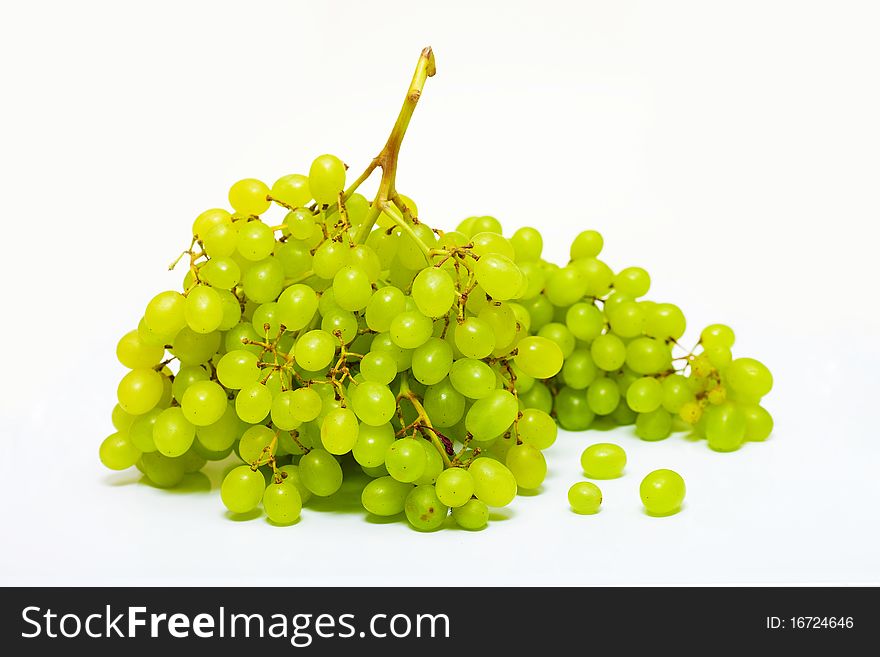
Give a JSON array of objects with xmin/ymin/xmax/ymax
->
[
  {"xmin": 346, "ymin": 47, "xmax": 436, "ymax": 246},
  {"xmin": 396, "ymin": 374, "xmax": 453, "ymax": 467}
]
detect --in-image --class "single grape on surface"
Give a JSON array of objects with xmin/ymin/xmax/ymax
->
[{"xmin": 100, "ymin": 47, "xmax": 775, "ymax": 531}]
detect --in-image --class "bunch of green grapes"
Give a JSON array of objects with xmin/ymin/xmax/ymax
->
[{"xmin": 100, "ymin": 48, "xmax": 774, "ymax": 530}]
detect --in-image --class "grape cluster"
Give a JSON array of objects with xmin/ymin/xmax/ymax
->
[{"xmin": 100, "ymin": 48, "xmax": 774, "ymax": 530}]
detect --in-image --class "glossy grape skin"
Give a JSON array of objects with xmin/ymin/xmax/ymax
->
[
  {"xmin": 140, "ymin": 452, "xmax": 186, "ymax": 488},
  {"xmin": 725, "ymin": 358, "xmax": 773, "ymax": 398},
  {"xmin": 580, "ymin": 443, "xmax": 626, "ymax": 479},
  {"xmin": 635, "ymin": 408, "xmax": 673, "ymax": 441},
  {"xmin": 404, "ymin": 485, "xmax": 449, "ymax": 531},
  {"xmin": 263, "ymin": 481, "xmax": 303, "ymax": 525},
  {"xmin": 505, "ymin": 444, "xmax": 547, "ymax": 489},
  {"xmin": 587, "ymin": 378, "xmax": 620, "ymax": 416},
  {"xmin": 299, "ymin": 449, "xmax": 343, "ymax": 497},
  {"xmin": 271, "ymin": 173, "xmax": 311, "ymax": 208},
  {"xmin": 309, "ymin": 154, "xmax": 346, "ymax": 206},
  {"xmin": 469, "ymin": 457, "xmax": 517, "ymax": 507},
  {"xmin": 424, "ymin": 379, "xmax": 466, "ymax": 427},
  {"xmin": 626, "ymin": 337, "xmax": 672, "ymax": 375},
  {"xmin": 705, "ymin": 402, "xmax": 747, "ymax": 451},
  {"xmin": 350, "ymin": 381, "xmax": 396, "ymax": 427},
  {"xmin": 590, "ymin": 333, "xmax": 627, "ymax": 372},
  {"xmin": 554, "ymin": 386, "xmax": 595, "ymax": 431},
  {"xmin": 362, "ymin": 476, "xmax": 413, "ymax": 516},
  {"xmin": 385, "ymin": 438, "xmax": 427, "ymax": 483},
  {"xmin": 411, "ymin": 338, "xmax": 453, "ymax": 386},
  {"xmin": 515, "ymin": 336, "xmax": 564, "ymax": 379},
  {"xmin": 320, "ymin": 407, "xmax": 359, "ymax": 455},
  {"xmin": 452, "ymin": 499, "xmax": 489, "ymax": 530},
  {"xmin": 626, "ymin": 377, "xmax": 663, "ymax": 413},
  {"xmin": 640, "ymin": 469, "xmax": 686, "ymax": 516},
  {"xmin": 180, "ymin": 380, "xmax": 227, "ymax": 426},
  {"xmin": 449, "ymin": 359, "xmax": 496, "ymax": 399},
  {"xmin": 742, "ymin": 404, "xmax": 774, "ymax": 441},
  {"xmin": 466, "ymin": 389, "xmax": 518, "ymax": 441},
  {"xmin": 412, "ymin": 267, "xmax": 455, "ymax": 317},
  {"xmin": 454, "ymin": 317, "xmax": 496, "ymax": 359},
  {"xmin": 701, "ymin": 324, "xmax": 735, "ymax": 349},
  {"xmin": 614, "ymin": 266, "xmax": 650, "ymax": 297},
  {"xmin": 99, "ymin": 432, "xmax": 141, "ymax": 470},
  {"xmin": 434, "ymin": 468, "xmax": 475, "ymax": 507},
  {"xmin": 568, "ymin": 482, "xmax": 602, "ymax": 515},
  {"xmin": 510, "ymin": 226, "xmax": 543, "ymax": 261},
  {"xmin": 117, "ymin": 368, "xmax": 164, "ymax": 415},
  {"xmin": 221, "ymin": 465, "xmax": 265, "ymax": 514}
]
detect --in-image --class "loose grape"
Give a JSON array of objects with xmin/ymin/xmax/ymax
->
[
  {"xmin": 580, "ymin": 443, "xmax": 626, "ymax": 479},
  {"xmin": 568, "ymin": 482, "xmax": 602, "ymax": 515},
  {"xmin": 640, "ymin": 469, "xmax": 686, "ymax": 515}
]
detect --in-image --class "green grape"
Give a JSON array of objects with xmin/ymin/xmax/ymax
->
[
  {"xmin": 263, "ymin": 480, "xmax": 302, "ymax": 524},
  {"xmin": 644, "ymin": 303, "xmax": 686, "ymax": 340},
  {"xmin": 229, "ymin": 179, "xmax": 271, "ymax": 215},
  {"xmin": 590, "ymin": 333, "xmax": 627, "ymax": 371},
  {"xmin": 626, "ymin": 377, "xmax": 663, "ymax": 413},
  {"xmin": 203, "ymin": 222, "xmax": 238, "ymax": 258},
  {"xmin": 365, "ymin": 286, "xmax": 406, "ymax": 332},
  {"xmin": 385, "ymin": 438, "xmax": 427, "ymax": 483},
  {"xmin": 570, "ymin": 229, "xmax": 603, "ymax": 259},
  {"xmin": 153, "ymin": 407, "xmax": 196, "ymax": 457},
  {"xmin": 181, "ymin": 380, "xmax": 227, "ymax": 426},
  {"xmin": 276, "ymin": 284, "xmax": 318, "ymax": 331},
  {"xmin": 411, "ymin": 337, "xmax": 453, "ymax": 385},
  {"xmin": 348, "ymin": 244, "xmax": 381, "ymax": 282},
  {"xmin": 193, "ymin": 208, "xmax": 232, "ymax": 240},
  {"xmin": 742, "ymin": 403, "xmax": 773, "ymax": 441},
  {"xmin": 561, "ymin": 348, "xmax": 598, "ymax": 390},
  {"xmin": 129, "ymin": 408, "xmax": 162, "ymax": 452},
  {"xmin": 350, "ymin": 381, "xmax": 395, "ymax": 426},
  {"xmin": 99, "ymin": 432, "xmax": 141, "ymax": 470},
  {"xmin": 566, "ymin": 302, "xmax": 604, "ymax": 342},
  {"xmin": 636, "ymin": 408, "xmax": 673, "ymax": 441},
  {"xmin": 271, "ymin": 173, "xmax": 311, "ymax": 208},
  {"xmin": 236, "ymin": 220, "xmax": 275, "ymax": 261},
  {"xmin": 545, "ymin": 265, "xmax": 588, "ymax": 307},
  {"xmin": 203, "ymin": 256, "xmax": 242, "ymax": 291},
  {"xmin": 196, "ymin": 403, "xmax": 242, "ymax": 451},
  {"xmin": 705, "ymin": 402, "xmax": 747, "ymax": 451},
  {"xmin": 299, "ymin": 448, "xmax": 343, "ymax": 496},
  {"xmin": 452, "ymin": 498, "xmax": 489, "ymax": 530},
  {"xmin": 145, "ymin": 290, "xmax": 186, "ymax": 336},
  {"xmin": 178, "ymin": 448, "xmax": 206, "ymax": 474},
  {"xmin": 283, "ymin": 387, "xmax": 319, "ymax": 423},
  {"xmin": 183, "ymin": 286, "xmax": 223, "ymax": 334},
  {"xmin": 396, "ymin": 223, "xmax": 436, "ymax": 270},
  {"xmin": 294, "ymin": 330, "xmax": 336, "ymax": 372},
  {"xmin": 366, "ymin": 228, "xmax": 400, "ymax": 269},
  {"xmin": 725, "ymin": 358, "xmax": 773, "ymax": 398},
  {"xmin": 241, "ymin": 258, "xmax": 284, "ymax": 304},
  {"xmin": 321, "ymin": 308, "xmax": 358, "ymax": 343},
  {"xmin": 505, "ymin": 444, "xmax": 546, "ymax": 489},
  {"xmin": 607, "ymin": 301, "xmax": 645, "ymax": 338},
  {"xmin": 515, "ymin": 336, "xmax": 563, "ymax": 379},
  {"xmin": 467, "ymin": 216, "xmax": 502, "ymax": 235},
  {"xmin": 251, "ymin": 301, "xmax": 282, "ymax": 337},
  {"xmin": 662, "ymin": 374, "xmax": 696, "ymax": 413},
  {"xmin": 454, "ymin": 317, "xmax": 496, "ymax": 359},
  {"xmin": 554, "ymin": 386, "xmax": 594, "ymax": 430},
  {"xmin": 424, "ymin": 379, "xmax": 466, "ymax": 427},
  {"xmin": 333, "ymin": 265, "xmax": 372, "ymax": 311},
  {"xmin": 360, "ymin": 351, "xmax": 398, "ymax": 385},
  {"xmin": 640, "ymin": 469, "xmax": 686, "ymax": 515},
  {"xmin": 466, "ymin": 389, "xmax": 518, "ymax": 441},
  {"xmin": 522, "ymin": 294, "xmax": 554, "ymax": 332},
  {"xmin": 449, "ymin": 359, "xmax": 496, "ymax": 399},
  {"xmin": 270, "ymin": 390, "xmax": 302, "ymax": 430},
  {"xmin": 470, "ymin": 231, "xmax": 514, "ymax": 259},
  {"xmin": 275, "ymin": 240, "xmax": 313, "ymax": 278},
  {"xmin": 171, "ymin": 328, "xmax": 220, "ymax": 366},
  {"xmin": 361, "ymin": 476, "xmax": 413, "ymax": 516},
  {"xmin": 573, "ymin": 258, "xmax": 614, "ymax": 297},
  {"xmin": 515, "ymin": 408, "xmax": 557, "ymax": 450},
  {"xmin": 111, "ymin": 404, "xmax": 135, "ymax": 432},
  {"xmin": 537, "ymin": 322, "xmax": 576, "ymax": 358},
  {"xmin": 518, "ymin": 261, "xmax": 546, "ymax": 299},
  {"xmin": 116, "ymin": 330, "xmax": 165, "ymax": 369},
  {"xmin": 371, "ymin": 332, "xmax": 412, "ymax": 372},
  {"xmin": 284, "ymin": 207, "xmax": 317, "ymax": 240},
  {"xmin": 117, "ymin": 368, "xmax": 164, "ymax": 415},
  {"xmin": 317, "ymin": 406, "xmax": 359, "ymax": 455},
  {"xmin": 217, "ymin": 350, "xmax": 260, "ymax": 389},
  {"xmin": 389, "ymin": 310, "xmax": 433, "ymax": 349},
  {"xmin": 140, "ymin": 452, "xmax": 186, "ymax": 488},
  {"xmin": 580, "ymin": 443, "xmax": 626, "ymax": 479},
  {"xmin": 469, "ymin": 457, "xmax": 517, "ymax": 507},
  {"xmin": 278, "ymin": 464, "xmax": 312, "ymax": 504},
  {"xmin": 435, "ymin": 467, "xmax": 475, "ymax": 507},
  {"xmin": 221, "ymin": 465, "xmax": 265, "ymax": 514},
  {"xmin": 352, "ymin": 423, "xmax": 395, "ymax": 467},
  {"xmin": 614, "ymin": 266, "xmax": 650, "ymax": 297},
  {"xmin": 412, "ymin": 267, "xmax": 455, "ymax": 317},
  {"xmin": 568, "ymin": 482, "xmax": 602, "ymax": 514},
  {"xmin": 415, "ymin": 441, "xmax": 444, "ymax": 485},
  {"xmin": 403, "ymin": 485, "xmax": 448, "ymax": 531},
  {"xmin": 474, "ymin": 253, "xmax": 522, "ymax": 300},
  {"xmin": 235, "ymin": 382, "xmax": 272, "ymax": 423},
  {"xmin": 520, "ymin": 381, "xmax": 553, "ymax": 414},
  {"xmin": 225, "ymin": 322, "xmax": 261, "ymax": 356},
  {"xmin": 701, "ymin": 324, "xmax": 735, "ymax": 349},
  {"xmin": 479, "ymin": 302, "xmax": 517, "ymax": 349},
  {"xmin": 216, "ymin": 289, "xmax": 243, "ymax": 330},
  {"xmin": 587, "ymin": 378, "xmax": 620, "ymax": 415},
  {"xmin": 170, "ymin": 366, "xmax": 208, "ymax": 402},
  {"xmin": 510, "ymin": 226, "xmax": 543, "ymax": 262},
  {"xmin": 308, "ymin": 154, "xmax": 346, "ymax": 205},
  {"xmin": 705, "ymin": 345, "xmax": 732, "ymax": 369},
  {"xmin": 626, "ymin": 337, "xmax": 672, "ymax": 375},
  {"xmin": 239, "ymin": 425, "xmax": 275, "ymax": 463}
]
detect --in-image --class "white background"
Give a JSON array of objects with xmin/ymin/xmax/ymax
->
[{"xmin": 1, "ymin": 0, "xmax": 878, "ymax": 585}]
